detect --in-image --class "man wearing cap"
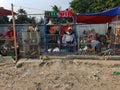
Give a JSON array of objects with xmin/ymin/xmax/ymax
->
[{"xmin": 62, "ymin": 27, "xmax": 76, "ymax": 51}]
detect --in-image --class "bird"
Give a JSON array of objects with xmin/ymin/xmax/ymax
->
[
  {"xmin": 48, "ymin": 48, "xmax": 52, "ymax": 53},
  {"xmin": 53, "ymin": 47, "xmax": 60, "ymax": 52},
  {"xmin": 83, "ymin": 46, "xmax": 88, "ymax": 51}
]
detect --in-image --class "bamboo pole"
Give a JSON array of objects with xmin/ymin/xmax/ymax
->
[
  {"xmin": 106, "ymin": 22, "xmax": 108, "ymax": 33},
  {"xmin": 11, "ymin": 4, "xmax": 18, "ymax": 64}
]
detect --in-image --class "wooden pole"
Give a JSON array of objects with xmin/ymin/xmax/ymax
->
[
  {"xmin": 106, "ymin": 22, "xmax": 108, "ymax": 33},
  {"xmin": 11, "ymin": 4, "xmax": 18, "ymax": 64}
]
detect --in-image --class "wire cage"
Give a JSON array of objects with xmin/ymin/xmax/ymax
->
[
  {"xmin": 21, "ymin": 31, "xmax": 40, "ymax": 58},
  {"xmin": 44, "ymin": 10, "xmax": 77, "ymax": 55}
]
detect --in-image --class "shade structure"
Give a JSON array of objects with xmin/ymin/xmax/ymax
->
[
  {"xmin": 0, "ymin": 8, "xmax": 16, "ymax": 16},
  {"xmin": 76, "ymin": 6, "xmax": 120, "ymax": 24}
]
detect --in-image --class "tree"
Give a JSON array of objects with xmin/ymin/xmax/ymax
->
[
  {"xmin": 27, "ymin": 16, "xmax": 36, "ymax": 23},
  {"xmin": 0, "ymin": 16, "xmax": 9, "ymax": 24},
  {"xmin": 51, "ymin": 5, "xmax": 61, "ymax": 13},
  {"xmin": 15, "ymin": 8, "xmax": 36, "ymax": 24},
  {"xmin": 50, "ymin": 5, "xmax": 61, "ymax": 24},
  {"xmin": 39, "ymin": 17, "xmax": 44, "ymax": 24},
  {"xmin": 69, "ymin": 0, "xmax": 120, "ymax": 14},
  {"xmin": 15, "ymin": 8, "xmax": 29, "ymax": 24}
]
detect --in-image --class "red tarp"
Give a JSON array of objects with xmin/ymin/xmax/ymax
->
[
  {"xmin": 76, "ymin": 6, "xmax": 120, "ymax": 24},
  {"xmin": 0, "ymin": 8, "xmax": 16, "ymax": 16},
  {"xmin": 76, "ymin": 16, "xmax": 116, "ymax": 24}
]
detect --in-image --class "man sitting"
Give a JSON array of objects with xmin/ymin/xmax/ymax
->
[
  {"xmin": 5, "ymin": 25, "xmax": 15, "ymax": 45},
  {"xmin": 87, "ymin": 29, "xmax": 101, "ymax": 53},
  {"xmin": 62, "ymin": 27, "xmax": 76, "ymax": 52}
]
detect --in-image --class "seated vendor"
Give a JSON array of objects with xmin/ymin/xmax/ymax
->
[
  {"xmin": 87, "ymin": 29, "xmax": 101, "ymax": 53},
  {"xmin": 48, "ymin": 26, "xmax": 60, "ymax": 43},
  {"xmin": 87, "ymin": 29, "xmax": 96, "ymax": 47},
  {"xmin": 62, "ymin": 27, "xmax": 76, "ymax": 52},
  {"xmin": 106, "ymin": 26, "xmax": 112, "ymax": 49},
  {"xmin": 62, "ymin": 27, "xmax": 76, "ymax": 46},
  {"xmin": 5, "ymin": 25, "xmax": 15, "ymax": 45},
  {"xmin": 0, "ymin": 25, "xmax": 19, "ymax": 58}
]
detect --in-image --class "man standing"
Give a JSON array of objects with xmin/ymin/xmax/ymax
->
[
  {"xmin": 28, "ymin": 22, "xmax": 38, "ymax": 32},
  {"xmin": 5, "ymin": 25, "xmax": 15, "ymax": 44}
]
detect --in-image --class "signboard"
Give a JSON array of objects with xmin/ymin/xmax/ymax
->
[
  {"xmin": 59, "ymin": 10, "xmax": 73, "ymax": 17},
  {"xmin": 45, "ymin": 11, "xmax": 58, "ymax": 17}
]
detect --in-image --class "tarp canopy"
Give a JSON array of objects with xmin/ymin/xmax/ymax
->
[
  {"xmin": 0, "ymin": 8, "xmax": 16, "ymax": 16},
  {"xmin": 76, "ymin": 6, "xmax": 120, "ymax": 24}
]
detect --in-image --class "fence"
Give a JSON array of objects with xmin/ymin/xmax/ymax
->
[{"xmin": 0, "ymin": 24, "xmax": 120, "ymax": 58}]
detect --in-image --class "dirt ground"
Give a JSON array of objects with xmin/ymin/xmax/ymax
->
[{"xmin": 0, "ymin": 57, "xmax": 120, "ymax": 90}]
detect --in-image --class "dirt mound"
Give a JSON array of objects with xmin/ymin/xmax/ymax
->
[{"xmin": 0, "ymin": 59, "xmax": 120, "ymax": 90}]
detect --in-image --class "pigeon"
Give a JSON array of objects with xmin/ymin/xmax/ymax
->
[
  {"xmin": 53, "ymin": 47, "xmax": 60, "ymax": 52},
  {"xmin": 48, "ymin": 48, "xmax": 52, "ymax": 53},
  {"xmin": 83, "ymin": 46, "xmax": 88, "ymax": 51}
]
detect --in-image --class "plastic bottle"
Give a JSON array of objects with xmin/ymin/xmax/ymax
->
[{"xmin": 27, "ymin": 66, "xmax": 35, "ymax": 71}]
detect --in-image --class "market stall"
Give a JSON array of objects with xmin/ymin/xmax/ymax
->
[
  {"xmin": 44, "ymin": 10, "xmax": 77, "ymax": 55},
  {"xmin": 0, "ymin": 5, "xmax": 18, "ymax": 62},
  {"xmin": 76, "ymin": 6, "xmax": 120, "ymax": 55}
]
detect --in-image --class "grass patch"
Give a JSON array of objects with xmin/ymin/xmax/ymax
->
[{"xmin": 16, "ymin": 62, "xmax": 24, "ymax": 68}]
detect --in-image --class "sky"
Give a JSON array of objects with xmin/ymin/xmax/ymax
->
[{"xmin": 0, "ymin": 0, "xmax": 72, "ymax": 15}]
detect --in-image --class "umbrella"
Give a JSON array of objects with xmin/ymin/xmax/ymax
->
[{"xmin": 0, "ymin": 7, "xmax": 16, "ymax": 16}]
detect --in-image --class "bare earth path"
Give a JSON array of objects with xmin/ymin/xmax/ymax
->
[{"xmin": 0, "ymin": 58, "xmax": 120, "ymax": 90}]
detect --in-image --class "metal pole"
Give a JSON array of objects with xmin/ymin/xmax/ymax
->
[{"xmin": 11, "ymin": 4, "xmax": 18, "ymax": 64}]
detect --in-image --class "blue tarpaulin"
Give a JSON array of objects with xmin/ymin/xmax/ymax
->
[{"xmin": 76, "ymin": 6, "xmax": 120, "ymax": 24}]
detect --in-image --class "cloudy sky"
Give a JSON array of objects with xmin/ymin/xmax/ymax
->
[{"xmin": 0, "ymin": 0, "xmax": 72, "ymax": 14}]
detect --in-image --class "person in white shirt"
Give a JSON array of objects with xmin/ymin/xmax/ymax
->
[
  {"xmin": 28, "ymin": 22, "xmax": 38, "ymax": 32},
  {"xmin": 62, "ymin": 27, "xmax": 76, "ymax": 46},
  {"xmin": 91, "ymin": 39, "xmax": 101, "ymax": 53}
]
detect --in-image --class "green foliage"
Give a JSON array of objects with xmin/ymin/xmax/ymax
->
[
  {"xmin": 0, "ymin": 16, "xmax": 9, "ymax": 24},
  {"xmin": 51, "ymin": 5, "xmax": 61, "ymax": 13},
  {"xmin": 16, "ymin": 62, "xmax": 23, "ymax": 68},
  {"xmin": 70, "ymin": 0, "xmax": 120, "ymax": 14},
  {"xmin": 39, "ymin": 17, "xmax": 44, "ymax": 24},
  {"xmin": 15, "ymin": 8, "xmax": 34, "ymax": 24},
  {"xmin": 0, "ymin": 7, "xmax": 9, "ymax": 24}
]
